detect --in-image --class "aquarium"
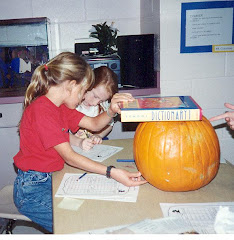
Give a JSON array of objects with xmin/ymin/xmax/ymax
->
[{"xmin": 0, "ymin": 17, "xmax": 50, "ymax": 98}]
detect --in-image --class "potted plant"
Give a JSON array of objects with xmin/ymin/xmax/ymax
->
[{"xmin": 89, "ymin": 22, "xmax": 118, "ymax": 55}]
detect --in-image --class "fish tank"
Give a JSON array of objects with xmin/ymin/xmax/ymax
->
[{"xmin": 0, "ymin": 17, "xmax": 51, "ymax": 99}]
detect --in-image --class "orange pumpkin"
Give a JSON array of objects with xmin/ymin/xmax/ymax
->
[{"xmin": 134, "ymin": 116, "xmax": 220, "ymax": 192}]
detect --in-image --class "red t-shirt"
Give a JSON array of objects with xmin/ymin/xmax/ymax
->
[{"xmin": 14, "ymin": 96, "xmax": 85, "ymax": 172}]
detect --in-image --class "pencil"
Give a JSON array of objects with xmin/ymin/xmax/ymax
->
[
  {"xmin": 116, "ymin": 159, "xmax": 135, "ymax": 162},
  {"xmin": 84, "ymin": 130, "xmax": 90, "ymax": 138},
  {"xmin": 79, "ymin": 172, "xmax": 87, "ymax": 179}
]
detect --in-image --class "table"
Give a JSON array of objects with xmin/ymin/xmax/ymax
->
[{"xmin": 52, "ymin": 139, "xmax": 234, "ymax": 234}]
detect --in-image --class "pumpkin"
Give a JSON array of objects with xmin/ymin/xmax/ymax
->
[{"xmin": 133, "ymin": 116, "xmax": 220, "ymax": 192}]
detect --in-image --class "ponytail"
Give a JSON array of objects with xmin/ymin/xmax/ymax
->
[
  {"xmin": 24, "ymin": 65, "xmax": 49, "ymax": 109},
  {"xmin": 19, "ymin": 52, "xmax": 94, "ymax": 129},
  {"xmin": 23, "ymin": 52, "xmax": 94, "ymax": 109}
]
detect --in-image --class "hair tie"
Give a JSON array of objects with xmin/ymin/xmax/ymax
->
[{"xmin": 44, "ymin": 64, "xmax": 48, "ymax": 71}]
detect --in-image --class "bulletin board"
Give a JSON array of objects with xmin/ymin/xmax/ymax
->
[{"xmin": 180, "ymin": 1, "xmax": 234, "ymax": 53}]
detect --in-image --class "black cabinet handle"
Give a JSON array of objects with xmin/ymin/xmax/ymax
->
[{"xmin": 0, "ymin": 113, "xmax": 2, "ymax": 118}]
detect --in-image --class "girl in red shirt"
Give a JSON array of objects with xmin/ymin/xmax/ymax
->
[{"xmin": 13, "ymin": 52, "xmax": 146, "ymax": 233}]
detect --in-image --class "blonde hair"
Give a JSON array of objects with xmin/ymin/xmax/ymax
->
[
  {"xmin": 18, "ymin": 52, "xmax": 94, "ymax": 131},
  {"xmin": 24, "ymin": 52, "xmax": 94, "ymax": 109}
]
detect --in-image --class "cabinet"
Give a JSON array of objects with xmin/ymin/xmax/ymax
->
[{"xmin": 0, "ymin": 103, "xmax": 23, "ymax": 190}]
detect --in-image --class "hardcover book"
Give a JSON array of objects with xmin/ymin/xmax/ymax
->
[{"xmin": 120, "ymin": 96, "xmax": 202, "ymax": 122}]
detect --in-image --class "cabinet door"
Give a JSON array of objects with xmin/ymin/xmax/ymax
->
[
  {"xmin": 0, "ymin": 127, "xmax": 19, "ymax": 190},
  {"xmin": 0, "ymin": 103, "xmax": 23, "ymax": 127}
]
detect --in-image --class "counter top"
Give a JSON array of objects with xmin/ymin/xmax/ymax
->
[{"xmin": 52, "ymin": 139, "xmax": 234, "ymax": 234}]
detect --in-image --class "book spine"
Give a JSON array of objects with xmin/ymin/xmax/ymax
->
[{"xmin": 121, "ymin": 109, "xmax": 202, "ymax": 122}]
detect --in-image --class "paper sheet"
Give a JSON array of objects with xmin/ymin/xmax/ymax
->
[
  {"xmin": 57, "ymin": 197, "xmax": 84, "ymax": 211},
  {"xmin": 77, "ymin": 217, "xmax": 195, "ymax": 234},
  {"xmin": 71, "ymin": 144, "xmax": 123, "ymax": 162},
  {"xmin": 160, "ymin": 202, "xmax": 234, "ymax": 234},
  {"xmin": 55, "ymin": 173, "xmax": 139, "ymax": 202},
  {"xmin": 214, "ymin": 206, "xmax": 234, "ymax": 234},
  {"xmin": 77, "ymin": 224, "xmax": 129, "ymax": 234},
  {"xmin": 111, "ymin": 217, "xmax": 195, "ymax": 234}
]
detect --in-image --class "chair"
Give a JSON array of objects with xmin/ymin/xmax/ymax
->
[{"xmin": 0, "ymin": 185, "xmax": 31, "ymax": 234}]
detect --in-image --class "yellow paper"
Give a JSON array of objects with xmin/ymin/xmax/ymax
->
[{"xmin": 57, "ymin": 197, "xmax": 84, "ymax": 211}]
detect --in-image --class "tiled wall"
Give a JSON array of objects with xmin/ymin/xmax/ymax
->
[
  {"xmin": 160, "ymin": 0, "xmax": 234, "ymax": 164},
  {"xmin": 0, "ymin": 0, "xmax": 144, "ymax": 57},
  {"xmin": 0, "ymin": 0, "xmax": 159, "ymax": 140}
]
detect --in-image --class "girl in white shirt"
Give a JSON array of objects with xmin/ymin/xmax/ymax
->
[{"xmin": 70, "ymin": 66, "xmax": 118, "ymax": 150}]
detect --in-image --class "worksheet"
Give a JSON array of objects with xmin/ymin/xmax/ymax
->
[
  {"xmin": 71, "ymin": 144, "xmax": 123, "ymax": 162},
  {"xmin": 77, "ymin": 217, "xmax": 195, "ymax": 234},
  {"xmin": 55, "ymin": 173, "xmax": 139, "ymax": 202},
  {"xmin": 160, "ymin": 202, "xmax": 234, "ymax": 234}
]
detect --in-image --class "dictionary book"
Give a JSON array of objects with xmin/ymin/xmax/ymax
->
[{"xmin": 120, "ymin": 96, "xmax": 202, "ymax": 122}]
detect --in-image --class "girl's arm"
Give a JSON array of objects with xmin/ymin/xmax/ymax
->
[
  {"xmin": 69, "ymin": 133, "xmax": 99, "ymax": 151},
  {"xmin": 69, "ymin": 133, "xmax": 83, "ymax": 146},
  {"xmin": 54, "ymin": 141, "xmax": 147, "ymax": 187},
  {"xmin": 93, "ymin": 125, "xmax": 113, "ymax": 138},
  {"xmin": 79, "ymin": 93, "xmax": 134, "ymax": 132}
]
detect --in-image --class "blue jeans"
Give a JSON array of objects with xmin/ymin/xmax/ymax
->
[{"xmin": 13, "ymin": 169, "xmax": 53, "ymax": 233}]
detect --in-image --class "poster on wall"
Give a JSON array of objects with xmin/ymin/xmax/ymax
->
[{"xmin": 180, "ymin": 1, "xmax": 234, "ymax": 53}]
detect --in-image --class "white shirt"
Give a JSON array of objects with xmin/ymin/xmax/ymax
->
[
  {"xmin": 76, "ymin": 101, "xmax": 109, "ymax": 118},
  {"xmin": 75, "ymin": 101, "xmax": 114, "ymax": 138}
]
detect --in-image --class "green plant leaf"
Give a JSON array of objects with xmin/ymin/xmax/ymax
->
[{"xmin": 89, "ymin": 21, "xmax": 118, "ymax": 54}]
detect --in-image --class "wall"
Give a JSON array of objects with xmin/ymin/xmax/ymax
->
[
  {"xmin": 0, "ymin": 0, "xmax": 159, "ymax": 140},
  {"xmin": 109, "ymin": 0, "xmax": 160, "ymax": 139},
  {"xmin": 159, "ymin": 0, "xmax": 234, "ymax": 164},
  {"xmin": 0, "ymin": 0, "xmax": 142, "ymax": 58},
  {"xmin": 140, "ymin": 0, "xmax": 160, "ymax": 71}
]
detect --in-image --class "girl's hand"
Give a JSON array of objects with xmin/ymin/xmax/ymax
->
[
  {"xmin": 90, "ymin": 135, "xmax": 102, "ymax": 145},
  {"xmin": 80, "ymin": 138, "xmax": 95, "ymax": 151},
  {"xmin": 110, "ymin": 168, "xmax": 147, "ymax": 187},
  {"xmin": 109, "ymin": 93, "xmax": 135, "ymax": 116},
  {"xmin": 209, "ymin": 103, "xmax": 234, "ymax": 130}
]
